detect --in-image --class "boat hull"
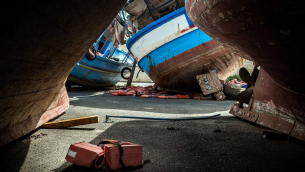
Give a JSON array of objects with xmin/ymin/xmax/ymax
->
[
  {"xmin": 147, "ymin": 39, "xmax": 245, "ymax": 91},
  {"xmin": 186, "ymin": 0, "xmax": 305, "ymax": 94},
  {"xmin": 127, "ymin": 7, "xmax": 245, "ymax": 91},
  {"xmin": 67, "ymin": 56, "xmax": 132, "ymax": 88},
  {"xmin": 186, "ymin": 0, "xmax": 305, "ymax": 140},
  {"xmin": 0, "ymin": 85, "xmax": 69, "ymax": 146},
  {"xmin": 230, "ymin": 69, "xmax": 305, "ymax": 141},
  {"xmin": 0, "ymin": 0, "xmax": 126, "ymax": 146}
]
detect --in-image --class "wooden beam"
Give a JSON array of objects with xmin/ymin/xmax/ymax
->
[
  {"xmin": 41, "ymin": 115, "xmax": 99, "ymax": 129},
  {"xmin": 127, "ymin": 59, "xmax": 137, "ymax": 87}
]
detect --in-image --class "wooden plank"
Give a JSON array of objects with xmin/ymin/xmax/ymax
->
[
  {"xmin": 41, "ymin": 115, "xmax": 99, "ymax": 129},
  {"xmin": 127, "ymin": 59, "xmax": 137, "ymax": 87}
]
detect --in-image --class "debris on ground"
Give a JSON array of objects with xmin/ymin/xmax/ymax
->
[
  {"xmin": 227, "ymin": 78, "xmax": 247, "ymax": 88},
  {"xmin": 167, "ymin": 127, "xmax": 175, "ymax": 130},
  {"xmin": 223, "ymin": 77, "xmax": 248, "ymax": 100},
  {"xmin": 29, "ymin": 133, "xmax": 48, "ymax": 141},
  {"xmin": 109, "ymin": 84, "xmax": 213, "ymax": 100},
  {"xmin": 224, "ymin": 83, "xmax": 244, "ymax": 100}
]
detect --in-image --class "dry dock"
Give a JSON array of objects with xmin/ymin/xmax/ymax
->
[{"xmin": 1, "ymin": 89, "xmax": 305, "ymax": 172}]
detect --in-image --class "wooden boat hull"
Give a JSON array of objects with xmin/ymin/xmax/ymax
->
[
  {"xmin": 0, "ymin": 85, "xmax": 69, "ymax": 146},
  {"xmin": 186, "ymin": 0, "xmax": 305, "ymax": 94},
  {"xmin": 148, "ymin": 39, "xmax": 245, "ymax": 91},
  {"xmin": 67, "ymin": 55, "xmax": 132, "ymax": 88},
  {"xmin": 0, "ymin": 0, "xmax": 126, "ymax": 146},
  {"xmin": 186, "ymin": 0, "xmax": 305, "ymax": 140},
  {"xmin": 127, "ymin": 7, "xmax": 245, "ymax": 91}
]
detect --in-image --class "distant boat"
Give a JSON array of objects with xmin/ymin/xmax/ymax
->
[
  {"xmin": 126, "ymin": 7, "xmax": 245, "ymax": 91},
  {"xmin": 67, "ymin": 37, "xmax": 133, "ymax": 88}
]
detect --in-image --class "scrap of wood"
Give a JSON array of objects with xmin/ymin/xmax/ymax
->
[{"xmin": 41, "ymin": 115, "xmax": 99, "ymax": 129}]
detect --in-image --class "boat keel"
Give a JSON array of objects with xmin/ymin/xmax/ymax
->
[{"xmin": 230, "ymin": 69, "xmax": 305, "ymax": 141}]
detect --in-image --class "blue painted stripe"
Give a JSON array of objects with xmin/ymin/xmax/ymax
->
[
  {"xmin": 138, "ymin": 28, "xmax": 212, "ymax": 74},
  {"xmin": 78, "ymin": 61, "xmax": 121, "ymax": 73},
  {"xmin": 126, "ymin": 7, "xmax": 192, "ymax": 51},
  {"xmin": 70, "ymin": 57, "xmax": 130, "ymax": 85},
  {"xmin": 70, "ymin": 44, "xmax": 133, "ymax": 86}
]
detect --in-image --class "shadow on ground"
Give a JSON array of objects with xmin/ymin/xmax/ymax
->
[
  {"xmin": 0, "ymin": 131, "xmax": 34, "ymax": 172},
  {"xmin": 55, "ymin": 117, "xmax": 305, "ymax": 172}
]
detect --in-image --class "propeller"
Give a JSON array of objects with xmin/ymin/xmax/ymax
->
[
  {"xmin": 237, "ymin": 85, "xmax": 254, "ymax": 105},
  {"xmin": 239, "ymin": 67, "xmax": 254, "ymax": 85},
  {"xmin": 237, "ymin": 66, "xmax": 259, "ymax": 106}
]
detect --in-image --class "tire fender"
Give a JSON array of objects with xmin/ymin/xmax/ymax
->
[
  {"xmin": 121, "ymin": 67, "xmax": 132, "ymax": 80},
  {"xmin": 85, "ymin": 46, "xmax": 96, "ymax": 61}
]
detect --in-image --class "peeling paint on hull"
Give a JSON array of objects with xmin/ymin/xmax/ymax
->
[
  {"xmin": 186, "ymin": 0, "xmax": 305, "ymax": 94},
  {"xmin": 0, "ymin": 85, "xmax": 69, "ymax": 146},
  {"xmin": 127, "ymin": 7, "xmax": 245, "ymax": 92},
  {"xmin": 229, "ymin": 69, "xmax": 305, "ymax": 141},
  {"xmin": 186, "ymin": 0, "xmax": 305, "ymax": 141},
  {"xmin": 148, "ymin": 40, "xmax": 245, "ymax": 91}
]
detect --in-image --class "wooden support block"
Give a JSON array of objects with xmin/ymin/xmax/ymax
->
[
  {"xmin": 41, "ymin": 115, "xmax": 99, "ymax": 129},
  {"xmin": 214, "ymin": 91, "xmax": 226, "ymax": 101},
  {"xmin": 196, "ymin": 69, "xmax": 223, "ymax": 95}
]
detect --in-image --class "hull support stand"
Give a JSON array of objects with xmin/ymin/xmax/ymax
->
[{"xmin": 196, "ymin": 69, "xmax": 225, "ymax": 101}]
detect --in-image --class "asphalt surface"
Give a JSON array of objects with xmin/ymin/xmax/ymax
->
[
  {"xmin": 1, "ymin": 89, "xmax": 305, "ymax": 172},
  {"xmin": 68, "ymin": 90, "xmax": 235, "ymax": 115}
]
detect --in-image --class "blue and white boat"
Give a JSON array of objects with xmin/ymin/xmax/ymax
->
[
  {"xmin": 126, "ymin": 7, "xmax": 245, "ymax": 91},
  {"xmin": 67, "ymin": 37, "xmax": 133, "ymax": 88}
]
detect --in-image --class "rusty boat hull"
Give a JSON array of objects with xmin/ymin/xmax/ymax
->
[
  {"xmin": 127, "ymin": 7, "xmax": 245, "ymax": 92},
  {"xmin": 148, "ymin": 40, "xmax": 245, "ymax": 91},
  {"xmin": 230, "ymin": 69, "xmax": 305, "ymax": 140},
  {"xmin": 186, "ymin": 0, "xmax": 305, "ymax": 140},
  {"xmin": 0, "ymin": 0, "xmax": 126, "ymax": 146}
]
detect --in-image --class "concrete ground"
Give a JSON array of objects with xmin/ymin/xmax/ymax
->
[{"xmin": 1, "ymin": 89, "xmax": 305, "ymax": 172}]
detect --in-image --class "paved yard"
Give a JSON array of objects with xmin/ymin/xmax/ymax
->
[{"xmin": 1, "ymin": 90, "xmax": 305, "ymax": 172}]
